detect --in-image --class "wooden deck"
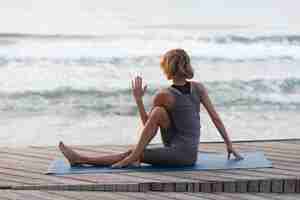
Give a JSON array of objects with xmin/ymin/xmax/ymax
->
[
  {"xmin": 0, "ymin": 139, "xmax": 300, "ymax": 195},
  {"xmin": 1, "ymin": 191, "xmax": 300, "ymax": 200}
]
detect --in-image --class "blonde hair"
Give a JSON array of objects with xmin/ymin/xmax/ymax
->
[{"xmin": 160, "ymin": 49, "xmax": 191, "ymax": 80}]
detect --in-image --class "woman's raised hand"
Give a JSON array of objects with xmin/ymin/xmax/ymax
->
[{"xmin": 131, "ymin": 76, "xmax": 147, "ymax": 102}]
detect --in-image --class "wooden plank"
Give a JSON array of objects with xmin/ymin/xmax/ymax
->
[
  {"xmin": 0, "ymin": 167, "xmax": 88, "ymax": 185},
  {"xmin": 252, "ymin": 168, "xmax": 299, "ymax": 178},
  {"xmin": 46, "ymin": 191, "xmax": 117, "ymax": 200},
  {"xmin": 122, "ymin": 171, "xmax": 200, "ymax": 186},
  {"xmin": 233, "ymin": 142, "xmax": 300, "ymax": 157},
  {"xmin": 247, "ymin": 180, "xmax": 259, "ymax": 192},
  {"xmin": 223, "ymin": 181, "xmax": 236, "ymax": 192},
  {"xmin": 217, "ymin": 168, "xmax": 297, "ymax": 180},
  {"xmin": 200, "ymin": 182, "xmax": 212, "ymax": 192},
  {"xmin": 259, "ymin": 179, "xmax": 271, "ymax": 192},
  {"xmin": 0, "ymin": 162, "xmax": 98, "ymax": 185},
  {"xmin": 284, "ymin": 179, "xmax": 297, "ymax": 193},
  {"xmin": 13, "ymin": 183, "xmax": 144, "ymax": 192},
  {"xmin": 211, "ymin": 182, "xmax": 223, "ymax": 192},
  {"xmin": 0, "ymin": 149, "xmax": 54, "ymax": 161},
  {"xmin": 0, "ymin": 190, "xmax": 20, "ymax": 200},
  {"xmin": 175, "ymin": 182, "xmax": 187, "ymax": 192},
  {"xmin": 0, "ymin": 176, "xmax": 28, "ymax": 186},
  {"xmin": 109, "ymin": 192, "xmax": 156, "ymax": 200},
  {"xmin": 0, "ymin": 174, "xmax": 45, "ymax": 185},
  {"xmin": 296, "ymin": 179, "xmax": 300, "ymax": 193},
  {"xmin": 64, "ymin": 173, "xmax": 153, "ymax": 184},
  {"xmin": 9, "ymin": 191, "xmax": 49, "ymax": 200},
  {"xmin": 272, "ymin": 179, "xmax": 284, "ymax": 193},
  {"xmin": 1, "ymin": 160, "xmax": 154, "ymax": 186},
  {"xmin": 4, "ymin": 191, "xmax": 300, "ymax": 200},
  {"xmin": 138, "ymin": 183, "xmax": 151, "ymax": 192},
  {"xmin": 0, "ymin": 159, "xmax": 49, "ymax": 172},
  {"xmin": 203, "ymin": 142, "xmax": 300, "ymax": 163},
  {"xmin": 274, "ymin": 161, "xmax": 300, "ymax": 172},
  {"xmin": 235, "ymin": 180, "xmax": 247, "ymax": 193},
  {"xmin": 245, "ymin": 141, "xmax": 300, "ymax": 150},
  {"xmin": 223, "ymin": 193, "xmax": 279, "ymax": 200},
  {"xmin": 258, "ymin": 193, "xmax": 300, "ymax": 200},
  {"xmin": 163, "ymin": 171, "xmax": 236, "ymax": 182},
  {"xmin": 204, "ymin": 141, "xmax": 300, "ymax": 160},
  {"xmin": 211, "ymin": 170, "xmax": 269, "ymax": 180},
  {"xmin": 122, "ymin": 192, "xmax": 179, "ymax": 200},
  {"xmin": 126, "ymin": 192, "xmax": 177, "ymax": 200},
  {"xmin": 0, "ymin": 153, "xmax": 50, "ymax": 165},
  {"xmin": 13, "ymin": 191, "xmax": 73, "ymax": 200},
  {"xmin": 158, "ymin": 192, "xmax": 211, "ymax": 200},
  {"xmin": 187, "ymin": 193, "xmax": 238, "ymax": 200}
]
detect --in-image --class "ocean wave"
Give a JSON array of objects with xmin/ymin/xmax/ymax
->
[
  {"xmin": 0, "ymin": 55, "xmax": 297, "ymax": 68},
  {"xmin": 0, "ymin": 33, "xmax": 100, "ymax": 40},
  {"xmin": 1, "ymin": 78, "xmax": 300, "ymax": 115},
  {"xmin": 1, "ymin": 32, "xmax": 300, "ymax": 45},
  {"xmin": 196, "ymin": 35, "xmax": 300, "ymax": 45}
]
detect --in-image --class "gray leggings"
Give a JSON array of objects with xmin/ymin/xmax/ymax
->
[{"xmin": 142, "ymin": 146, "xmax": 198, "ymax": 166}]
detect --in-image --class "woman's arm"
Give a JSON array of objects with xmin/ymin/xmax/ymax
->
[
  {"xmin": 195, "ymin": 82, "xmax": 243, "ymax": 160},
  {"xmin": 132, "ymin": 76, "xmax": 148, "ymax": 125},
  {"xmin": 135, "ymin": 99, "xmax": 148, "ymax": 125}
]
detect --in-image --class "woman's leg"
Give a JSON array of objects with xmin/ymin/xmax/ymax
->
[
  {"xmin": 112, "ymin": 106, "xmax": 170, "ymax": 167},
  {"xmin": 59, "ymin": 106, "xmax": 170, "ymax": 167},
  {"xmin": 58, "ymin": 141, "xmax": 132, "ymax": 166}
]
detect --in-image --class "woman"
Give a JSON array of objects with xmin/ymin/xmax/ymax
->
[{"xmin": 59, "ymin": 48, "xmax": 243, "ymax": 168}]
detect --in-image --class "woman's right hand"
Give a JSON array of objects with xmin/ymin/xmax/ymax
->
[{"xmin": 132, "ymin": 76, "xmax": 147, "ymax": 102}]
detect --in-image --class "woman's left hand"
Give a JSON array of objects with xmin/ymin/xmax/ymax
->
[{"xmin": 226, "ymin": 144, "xmax": 244, "ymax": 160}]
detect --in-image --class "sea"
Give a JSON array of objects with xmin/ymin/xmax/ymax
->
[{"xmin": 1, "ymin": 0, "xmax": 300, "ymax": 147}]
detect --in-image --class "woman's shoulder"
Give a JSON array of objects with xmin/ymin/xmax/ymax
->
[
  {"xmin": 153, "ymin": 87, "xmax": 175, "ymax": 108},
  {"xmin": 189, "ymin": 80, "xmax": 206, "ymax": 95}
]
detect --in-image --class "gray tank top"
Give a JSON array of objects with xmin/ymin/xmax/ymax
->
[{"xmin": 160, "ymin": 82, "xmax": 201, "ymax": 150}]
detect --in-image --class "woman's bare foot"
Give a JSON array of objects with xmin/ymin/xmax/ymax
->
[{"xmin": 59, "ymin": 141, "xmax": 83, "ymax": 166}]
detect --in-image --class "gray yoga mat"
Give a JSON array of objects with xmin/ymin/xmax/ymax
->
[{"xmin": 46, "ymin": 151, "xmax": 272, "ymax": 175}]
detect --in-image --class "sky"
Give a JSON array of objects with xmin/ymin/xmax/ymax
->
[{"xmin": 0, "ymin": 0, "xmax": 299, "ymax": 34}]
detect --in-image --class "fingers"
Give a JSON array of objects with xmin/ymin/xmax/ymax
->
[
  {"xmin": 228, "ymin": 149, "xmax": 244, "ymax": 161},
  {"xmin": 227, "ymin": 146, "xmax": 244, "ymax": 161},
  {"xmin": 132, "ymin": 76, "xmax": 146, "ymax": 91},
  {"xmin": 134, "ymin": 76, "xmax": 142, "ymax": 89},
  {"xmin": 233, "ymin": 151, "xmax": 244, "ymax": 160},
  {"xmin": 143, "ymin": 84, "xmax": 147, "ymax": 93},
  {"xmin": 227, "ymin": 152, "xmax": 231, "ymax": 160}
]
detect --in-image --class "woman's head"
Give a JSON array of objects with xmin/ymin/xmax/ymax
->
[{"xmin": 160, "ymin": 49, "xmax": 194, "ymax": 80}]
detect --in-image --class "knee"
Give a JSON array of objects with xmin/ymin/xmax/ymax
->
[
  {"xmin": 149, "ymin": 106, "xmax": 170, "ymax": 128},
  {"xmin": 149, "ymin": 106, "xmax": 167, "ymax": 120}
]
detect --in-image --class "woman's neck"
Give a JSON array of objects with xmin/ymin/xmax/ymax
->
[{"xmin": 172, "ymin": 78, "xmax": 187, "ymax": 86}]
